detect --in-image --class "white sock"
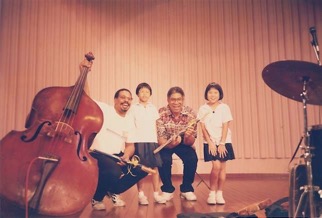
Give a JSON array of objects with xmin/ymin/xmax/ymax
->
[{"xmin": 138, "ymin": 191, "xmax": 145, "ymax": 197}]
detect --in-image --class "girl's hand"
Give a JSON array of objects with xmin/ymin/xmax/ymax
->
[
  {"xmin": 218, "ymin": 144, "xmax": 227, "ymax": 158},
  {"xmin": 209, "ymin": 141, "xmax": 217, "ymax": 156}
]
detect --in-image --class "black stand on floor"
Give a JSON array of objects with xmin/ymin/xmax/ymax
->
[{"xmin": 195, "ymin": 172, "xmax": 210, "ymax": 190}]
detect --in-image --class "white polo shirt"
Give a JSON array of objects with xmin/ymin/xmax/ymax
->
[
  {"xmin": 198, "ymin": 103, "xmax": 233, "ymax": 145},
  {"xmin": 90, "ymin": 101, "xmax": 136, "ymax": 154},
  {"xmin": 130, "ymin": 102, "xmax": 159, "ymax": 143}
]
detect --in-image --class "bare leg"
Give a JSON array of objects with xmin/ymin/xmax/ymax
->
[
  {"xmin": 217, "ymin": 161, "xmax": 226, "ymax": 191},
  {"xmin": 209, "ymin": 160, "xmax": 221, "ymax": 191},
  {"xmin": 137, "ymin": 177, "xmax": 149, "ymax": 205},
  {"xmin": 137, "ymin": 178, "xmax": 144, "ymax": 193},
  {"xmin": 152, "ymin": 168, "xmax": 167, "ymax": 203},
  {"xmin": 208, "ymin": 160, "xmax": 227, "ymax": 204},
  {"xmin": 152, "ymin": 168, "xmax": 161, "ymax": 192}
]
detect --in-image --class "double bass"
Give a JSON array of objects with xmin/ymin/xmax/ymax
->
[{"xmin": 0, "ymin": 52, "xmax": 103, "ymax": 216}]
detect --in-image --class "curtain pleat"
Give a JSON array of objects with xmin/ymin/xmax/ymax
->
[{"xmin": 1, "ymin": 0, "xmax": 321, "ymax": 173}]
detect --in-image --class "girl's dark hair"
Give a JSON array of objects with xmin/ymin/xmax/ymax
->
[
  {"xmin": 136, "ymin": 82, "xmax": 152, "ymax": 95},
  {"xmin": 204, "ymin": 82, "xmax": 224, "ymax": 100},
  {"xmin": 167, "ymin": 86, "xmax": 185, "ymax": 98},
  {"xmin": 114, "ymin": 88, "xmax": 132, "ymax": 99}
]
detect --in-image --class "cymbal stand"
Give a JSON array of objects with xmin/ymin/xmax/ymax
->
[{"xmin": 293, "ymin": 78, "xmax": 320, "ymax": 218}]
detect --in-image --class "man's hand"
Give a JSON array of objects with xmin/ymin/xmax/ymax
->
[
  {"xmin": 183, "ymin": 126, "xmax": 196, "ymax": 145},
  {"xmin": 184, "ymin": 126, "xmax": 195, "ymax": 137},
  {"xmin": 79, "ymin": 59, "xmax": 93, "ymax": 72},
  {"xmin": 167, "ymin": 135, "xmax": 181, "ymax": 148},
  {"xmin": 117, "ymin": 154, "xmax": 130, "ymax": 166}
]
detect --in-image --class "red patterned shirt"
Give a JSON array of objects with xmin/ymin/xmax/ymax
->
[{"xmin": 156, "ymin": 105, "xmax": 197, "ymax": 140}]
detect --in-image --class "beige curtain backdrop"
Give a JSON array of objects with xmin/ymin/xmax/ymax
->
[{"xmin": 0, "ymin": 0, "xmax": 321, "ymax": 174}]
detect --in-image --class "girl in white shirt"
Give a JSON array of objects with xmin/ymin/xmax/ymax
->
[
  {"xmin": 131, "ymin": 83, "xmax": 166, "ymax": 205},
  {"xmin": 198, "ymin": 82, "xmax": 235, "ymax": 205}
]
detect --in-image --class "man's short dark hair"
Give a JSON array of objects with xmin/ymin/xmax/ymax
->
[
  {"xmin": 114, "ymin": 88, "xmax": 132, "ymax": 99},
  {"xmin": 167, "ymin": 86, "xmax": 185, "ymax": 98}
]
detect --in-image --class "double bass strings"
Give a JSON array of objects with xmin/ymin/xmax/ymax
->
[{"xmin": 47, "ymin": 61, "xmax": 91, "ymax": 154}]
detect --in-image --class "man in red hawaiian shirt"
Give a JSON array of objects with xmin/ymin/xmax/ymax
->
[{"xmin": 156, "ymin": 86, "xmax": 198, "ymax": 201}]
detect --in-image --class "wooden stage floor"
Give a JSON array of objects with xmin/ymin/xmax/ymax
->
[{"xmin": 0, "ymin": 174, "xmax": 293, "ymax": 218}]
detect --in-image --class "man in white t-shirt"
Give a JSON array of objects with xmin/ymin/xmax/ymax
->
[{"xmin": 90, "ymin": 88, "xmax": 148, "ymax": 210}]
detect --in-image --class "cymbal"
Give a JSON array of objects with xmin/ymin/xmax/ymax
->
[{"xmin": 262, "ymin": 60, "xmax": 322, "ymax": 105}]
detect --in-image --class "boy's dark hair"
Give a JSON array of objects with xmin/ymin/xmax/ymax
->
[{"xmin": 136, "ymin": 82, "xmax": 152, "ymax": 95}]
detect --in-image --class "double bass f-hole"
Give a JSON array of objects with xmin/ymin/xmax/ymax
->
[{"xmin": 21, "ymin": 121, "xmax": 52, "ymax": 143}]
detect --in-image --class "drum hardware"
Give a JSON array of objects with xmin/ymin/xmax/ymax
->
[
  {"xmin": 262, "ymin": 59, "xmax": 322, "ymax": 218},
  {"xmin": 293, "ymin": 76, "xmax": 319, "ymax": 218}
]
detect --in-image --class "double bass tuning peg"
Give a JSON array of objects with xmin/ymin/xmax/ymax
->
[{"xmin": 85, "ymin": 52, "xmax": 95, "ymax": 61}]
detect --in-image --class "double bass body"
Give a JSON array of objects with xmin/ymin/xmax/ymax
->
[{"xmin": 0, "ymin": 53, "xmax": 103, "ymax": 216}]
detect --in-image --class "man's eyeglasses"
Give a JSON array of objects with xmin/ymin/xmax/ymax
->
[{"xmin": 169, "ymin": 97, "xmax": 183, "ymax": 102}]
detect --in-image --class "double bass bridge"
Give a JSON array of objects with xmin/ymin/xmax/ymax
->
[{"xmin": 46, "ymin": 121, "xmax": 76, "ymax": 144}]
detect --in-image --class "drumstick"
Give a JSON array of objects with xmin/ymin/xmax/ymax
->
[
  {"xmin": 237, "ymin": 198, "xmax": 272, "ymax": 215},
  {"xmin": 90, "ymin": 149, "xmax": 156, "ymax": 174},
  {"xmin": 153, "ymin": 111, "xmax": 211, "ymax": 154}
]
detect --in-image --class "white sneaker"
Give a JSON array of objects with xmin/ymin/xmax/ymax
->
[
  {"xmin": 180, "ymin": 192, "xmax": 197, "ymax": 201},
  {"xmin": 216, "ymin": 191, "xmax": 225, "ymax": 204},
  {"xmin": 154, "ymin": 193, "xmax": 167, "ymax": 204},
  {"xmin": 91, "ymin": 199, "xmax": 106, "ymax": 210},
  {"xmin": 161, "ymin": 192, "xmax": 174, "ymax": 201},
  {"xmin": 207, "ymin": 192, "xmax": 216, "ymax": 205},
  {"xmin": 107, "ymin": 193, "xmax": 126, "ymax": 207},
  {"xmin": 138, "ymin": 193, "xmax": 149, "ymax": 205}
]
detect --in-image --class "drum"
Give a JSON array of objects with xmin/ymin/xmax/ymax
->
[
  {"xmin": 309, "ymin": 125, "xmax": 322, "ymax": 189},
  {"xmin": 289, "ymin": 125, "xmax": 322, "ymax": 217}
]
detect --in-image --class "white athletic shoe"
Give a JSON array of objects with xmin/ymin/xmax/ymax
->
[
  {"xmin": 91, "ymin": 199, "xmax": 106, "ymax": 210},
  {"xmin": 138, "ymin": 193, "xmax": 149, "ymax": 205},
  {"xmin": 180, "ymin": 192, "xmax": 197, "ymax": 201},
  {"xmin": 154, "ymin": 193, "xmax": 167, "ymax": 204},
  {"xmin": 207, "ymin": 192, "xmax": 216, "ymax": 205},
  {"xmin": 161, "ymin": 192, "xmax": 174, "ymax": 201},
  {"xmin": 107, "ymin": 193, "xmax": 126, "ymax": 207},
  {"xmin": 216, "ymin": 191, "xmax": 225, "ymax": 204}
]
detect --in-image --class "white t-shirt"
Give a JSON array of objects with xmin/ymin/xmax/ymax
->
[
  {"xmin": 197, "ymin": 103, "xmax": 233, "ymax": 145},
  {"xmin": 130, "ymin": 102, "xmax": 159, "ymax": 143},
  {"xmin": 90, "ymin": 101, "xmax": 136, "ymax": 154}
]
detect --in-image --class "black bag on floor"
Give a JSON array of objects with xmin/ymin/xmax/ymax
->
[
  {"xmin": 265, "ymin": 197, "xmax": 289, "ymax": 217},
  {"xmin": 177, "ymin": 212, "xmax": 257, "ymax": 218}
]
